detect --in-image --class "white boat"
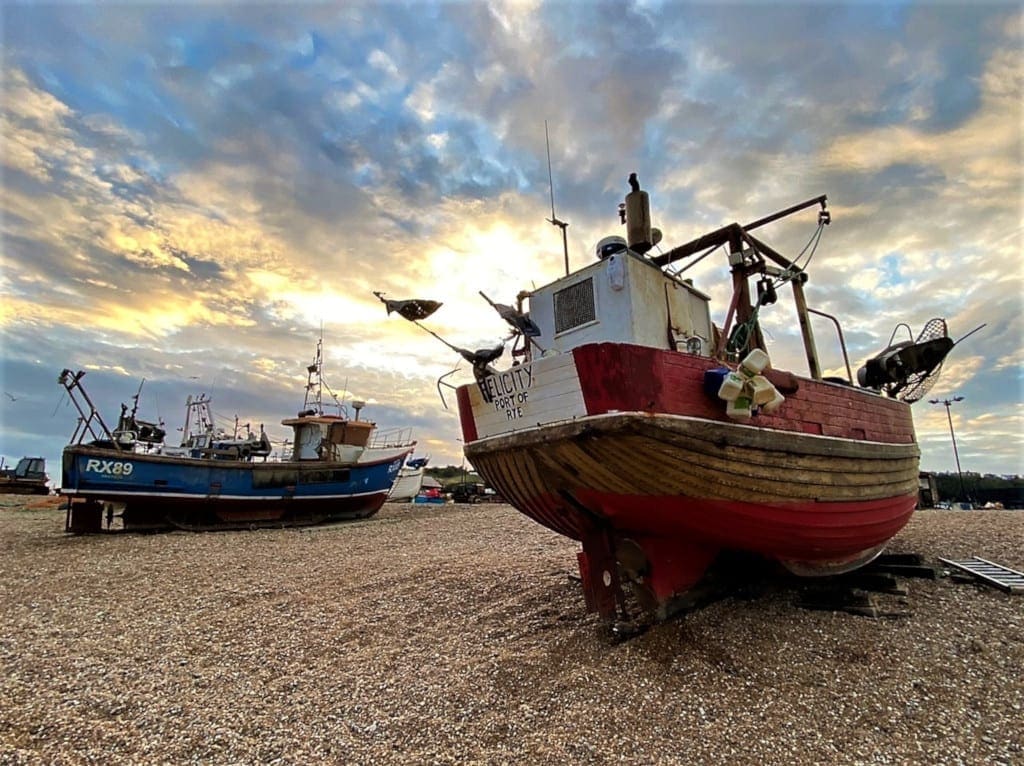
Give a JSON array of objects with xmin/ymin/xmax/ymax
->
[{"xmin": 388, "ymin": 456, "xmax": 429, "ymax": 502}]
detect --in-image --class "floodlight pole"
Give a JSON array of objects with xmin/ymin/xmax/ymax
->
[
  {"xmin": 929, "ymin": 396, "xmax": 966, "ymax": 502},
  {"xmin": 456, "ymin": 437, "xmax": 467, "ymax": 490}
]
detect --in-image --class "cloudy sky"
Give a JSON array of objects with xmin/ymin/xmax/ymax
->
[{"xmin": 1, "ymin": 1, "xmax": 1021, "ymax": 485}]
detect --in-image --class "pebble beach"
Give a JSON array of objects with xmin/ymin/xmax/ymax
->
[{"xmin": 1, "ymin": 496, "xmax": 1021, "ymax": 765}]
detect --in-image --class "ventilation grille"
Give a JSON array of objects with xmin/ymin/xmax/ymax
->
[{"xmin": 554, "ymin": 278, "xmax": 596, "ymax": 334}]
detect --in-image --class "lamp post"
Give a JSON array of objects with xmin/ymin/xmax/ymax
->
[
  {"xmin": 929, "ymin": 396, "xmax": 965, "ymax": 503},
  {"xmin": 455, "ymin": 437, "xmax": 467, "ymax": 495}
]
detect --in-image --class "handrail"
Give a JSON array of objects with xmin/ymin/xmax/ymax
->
[{"xmin": 807, "ymin": 307, "xmax": 853, "ymax": 384}]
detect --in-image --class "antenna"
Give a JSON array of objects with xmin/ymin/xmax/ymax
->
[
  {"xmin": 545, "ymin": 120, "xmax": 570, "ymax": 275},
  {"xmin": 304, "ymin": 333, "xmax": 324, "ymax": 414},
  {"xmin": 318, "ymin": 321, "xmax": 325, "ymax": 414},
  {"xmin": 129, "ymin": 378, "xmax": 145, "ymax": 419}
]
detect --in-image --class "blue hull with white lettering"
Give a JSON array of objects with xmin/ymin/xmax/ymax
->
[{"xmin": 61, "ymin": 445, "xmax": 408, "ymax": 531}]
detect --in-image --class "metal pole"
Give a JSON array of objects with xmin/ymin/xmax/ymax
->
[
  {"xmin": 930, "ymin": 396, "xmax": 965, "ymax": 502},
  {"xmin": 545, "ymin": 120, "xmax": 570, "ymax": 275}
]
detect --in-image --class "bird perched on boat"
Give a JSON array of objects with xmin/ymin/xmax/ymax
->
[
  {"xmin": 373, "ymin": 291, "xmax": 442, "ymax": 321},
  {"xmin": 458, "ymin": 343, "xmax": 504, "ymax": 368},
  {"xmin": 457, "ymin": 343, "xmax": 505, "ymax": 382}
]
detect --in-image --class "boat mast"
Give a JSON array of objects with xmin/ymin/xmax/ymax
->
[
  {"xmin": 304, "ymin": 334, "xmax": 325, "ymax": 415},
  {"xmin": 57, "ymin": 369, "xmax": 120, "ymax": 448},
  {"xmin": 727, "ymin": 228, "xmax": 767, "ymax": 354},
  {"xmin": 180, "ymin": 394, "xmax": 215, "ymax": 447},
  {"xmin": 650, "ymin": 194, "xmax": 828, "ymax": 377},
  {"xmin": 545, "ymin": 121, "xmax": 570, "ymax": 276}
]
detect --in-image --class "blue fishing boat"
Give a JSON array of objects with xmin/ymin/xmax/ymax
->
[{"xmin": 58, "ymin": 342, "xmax": 414, "ymax": 532}]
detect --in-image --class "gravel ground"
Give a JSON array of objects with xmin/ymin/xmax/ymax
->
[{"xmin": 0, "ymin": 496, "xmax": 1021, "ymax": 765}]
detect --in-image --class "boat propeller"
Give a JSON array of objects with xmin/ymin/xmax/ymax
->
[{"xmin": 857, "ymin": 319, "xmax": 985, "ymax": 403}]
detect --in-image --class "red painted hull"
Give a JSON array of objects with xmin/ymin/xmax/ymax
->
[{"xmin": 571, "ymin": 491, "xmax": 916, "ymax": 560}]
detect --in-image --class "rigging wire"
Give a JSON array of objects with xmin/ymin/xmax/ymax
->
[
  {"xmin": 728, "ymin": 218, "xmax": 828, "ymax": 354},
  {"xmin": 668, "ymin": 241, "xmax": 725, "ymax": 278},
  {"xmin": 50, "ymin": 389, "xmax": 68, "ymax": 418},
  {"xmin": 769, "ymin": 220, "xmax": 826, "ymax": 288}
]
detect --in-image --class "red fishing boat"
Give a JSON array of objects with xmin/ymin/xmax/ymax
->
[{"xmin": 385, "ymin": 175, "xmax": 966, "ymax": 620}]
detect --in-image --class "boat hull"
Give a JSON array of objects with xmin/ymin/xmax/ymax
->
[
  {"xmin": 412, "ymin": 496, "xmax": 446, "ymax": 505},
  {"xmin": 60, "ymin": 445, "xmax": 410, "ymax": 532},
  {"xmin": 388, "ymin": 466, "xmax": 425, "ymax": 502},
  {"xmin": 458, "ymin": 343, "xmax": 921, "ymax": 618}
]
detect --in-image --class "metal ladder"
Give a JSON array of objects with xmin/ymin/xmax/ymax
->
[{"xmin": 939, "ymin": 557, "xmax": 1024, "ymax": 594}]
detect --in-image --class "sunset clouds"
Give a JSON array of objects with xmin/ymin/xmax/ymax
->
[{"xmin": 1, "ymin": 1, "xmax": 1020, "ymax": 476}]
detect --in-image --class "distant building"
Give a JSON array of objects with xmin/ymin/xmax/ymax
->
[{"xmin": 917, "ymin": 472, "xmax": 939, "ymax": 509}]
